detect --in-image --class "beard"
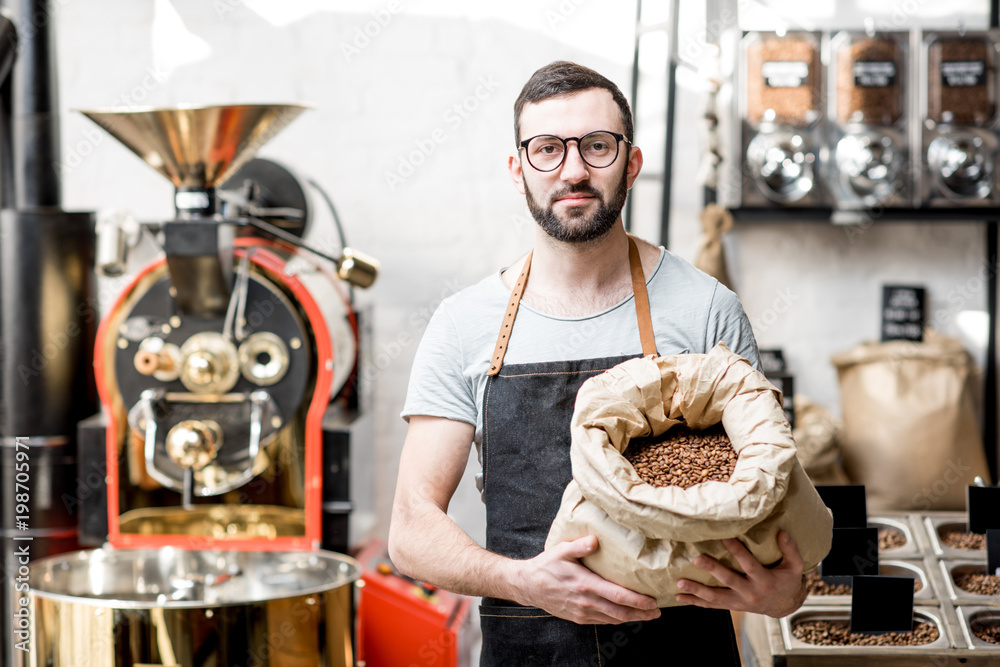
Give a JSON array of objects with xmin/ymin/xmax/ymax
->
[{"xmin": 524, "ymin": 164, "xmax": 629, "ymax": 244}]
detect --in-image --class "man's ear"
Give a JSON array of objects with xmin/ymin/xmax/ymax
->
[
  {"xmin": 626, "ymin": 145, "xmax": 643, "ymax": 190},
  {"xmin": 509, "ymin": 151, "xmax": 526, "ymax": 195}
]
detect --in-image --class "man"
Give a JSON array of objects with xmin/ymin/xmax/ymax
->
[{"xmin": 389, "ymin": 61, "xmax": 807, "ymax": 665}]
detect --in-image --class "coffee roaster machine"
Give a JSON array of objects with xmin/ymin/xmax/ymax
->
[
  {"xmin": 0, "ymin": 2, "xmax": 381, "ymax": 661},
  {"xmin": 27, "ymin": 103, "xmax": 379, "ymax": 665}
]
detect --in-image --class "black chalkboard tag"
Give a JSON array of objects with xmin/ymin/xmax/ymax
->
[
  {"xmin": 967, "ymin": 485, "xmax": 1000, "ymax": 534},
  {"xmin": 850, "ymin": 575, "xmax": 914, "ymax": 634},
  {"xmin": 758, "ymin": 349, "xmax": 786, "ymax": 375},
  {"xmin": 988, "ymin": 530, "xmax": 1000, "ymax": 576},
  {"xmin": 881, "ymin": 285, "xmax": 925, "ymax": 342},
  {"xmin": 821, "ymin": 527, "xmax": 879, "ymax": 578},
  {"xmin": 766, "ymin": 373, "xmax": 795, "ymax": 429},
  {"xmin": 816, "ymin": 484, "xmax": 868, "ymax": 528}
]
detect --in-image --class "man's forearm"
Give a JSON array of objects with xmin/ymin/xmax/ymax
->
[{"xmin": 388, "ymin": 500, "xmax": 522, "ymax": 602}]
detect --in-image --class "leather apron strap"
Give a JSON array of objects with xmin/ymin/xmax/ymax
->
[{"xmin": 486, "ymin": 235, "xmax": 656, "ymax": 377}]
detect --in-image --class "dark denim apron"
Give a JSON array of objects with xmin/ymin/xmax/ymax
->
[{"xmin": 478, "ymin": 237, "xmax": 740, "ymax": 666}]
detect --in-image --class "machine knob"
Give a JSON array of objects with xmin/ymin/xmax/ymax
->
[
  {"xmin": 179, "ymin": 332, "xmax": 241, "ymax": 393},
  {"xmin": 166, "ymin": 419, "xmax": 223, "ymax": 471},
  {"xmin": 134, "ymin": 337, "xmax": 181, "ymax": 381},
  {"xmin": 338, "ymin": 247, "xmax": 380, "ymax": 288}
]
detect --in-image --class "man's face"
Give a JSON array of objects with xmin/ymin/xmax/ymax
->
[{"xmin": 511, "ymin": 88, "xmax": 641, "ymax": 243}]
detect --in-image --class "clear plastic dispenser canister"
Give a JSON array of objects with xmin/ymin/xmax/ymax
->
[{"xmin": 923, "ymin": 32, "xmax": 1000, "ymax": 204}]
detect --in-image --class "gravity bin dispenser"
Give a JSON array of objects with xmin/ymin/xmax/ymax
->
[{"xmin": 77, "ymin": 103, "xmax": 379, "ymax": 552}]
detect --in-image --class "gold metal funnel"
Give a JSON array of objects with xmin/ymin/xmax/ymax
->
[{"xmin": 77, "ymin": 103, "xmax": 311, "ymax": 189}]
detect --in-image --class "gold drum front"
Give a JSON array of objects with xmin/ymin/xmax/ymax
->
[{"xmin": 17, "ymin": 548, "xmax": 359, "ymax": 667}]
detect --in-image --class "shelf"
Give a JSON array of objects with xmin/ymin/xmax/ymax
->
[{"xmin": 729, "ymin": 206, "xmax": 1000, "ymax": 224}]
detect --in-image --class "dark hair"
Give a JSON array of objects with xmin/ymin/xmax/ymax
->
[{"xmin": 513, "ymin": 61, "xmax": 634, "ymax": 146}]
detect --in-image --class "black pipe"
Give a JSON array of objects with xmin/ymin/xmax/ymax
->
[
  {"xmin": 0, "ymin": 14, "xmax": 16, "ymax": 208},
  {"xmin": 988, "ymin": 0, "xmax": 999, "ymax": 483},
  {"xmin": 1, "ymin": 0, "xmax": 60, "ymax": 207},
  {"xmin": 660, "ymin": 0, "xmax": 680, "ymax": 249},
  {"xmin": 625, "ymin": 0, "xmax": 641, "ymax": 233}
]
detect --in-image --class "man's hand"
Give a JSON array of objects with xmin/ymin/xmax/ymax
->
[
  {"xmin": 675, "ymin": 530, "xmax": 807, "ymax": 618},
  {"xmin": 512, "ymin": 535, "xmax": 661, "ymax": 625}
]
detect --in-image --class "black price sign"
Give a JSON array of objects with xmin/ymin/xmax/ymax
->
[
  {"xmin": 816, "ymin": 484, "xmax": 868, "ymax": 529},
  {"xmin": 988, "ymin": 530, "xmax": 1000, "ymax": 576},
  {"xmin": 758, "ymin": 349, "xmax": 786, "ymax": 375},
  {"xmin": 968, "ymin": 485, "xmax": 1000, "ymax": 534},
  {"xmin": 850, "ymin": 576, "xmax": 914, "ymax": 634},
  {"xmin": 821, "ymin": 527, "xmax": 879, "ymax": 578},
  {"xmin": 881, "ymin": 285, "xmax": 925, "ymax": 342},
  {"xmin": 766, "ymin": 374, "xmax": 795, "ymax": 429}
]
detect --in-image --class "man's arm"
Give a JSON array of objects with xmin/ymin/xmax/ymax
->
[{"xmin": 388, "ymin": 415, "xmax": 661, "ymax": 624}]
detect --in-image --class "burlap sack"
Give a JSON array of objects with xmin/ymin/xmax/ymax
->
[
  {"xmin": 831, "ymin": 330, "xmax": 991, "ymax": 511},
  {"xmin": 693, "ymin": 204, "xmax": 734, "ymax": 290},
  {"xmin": 792, "ymin": 396, "xmax": 851, "ymax": 486},
  {"xmin": 545, "ymin": 344, "xmax": 833, "ymax": 607}
]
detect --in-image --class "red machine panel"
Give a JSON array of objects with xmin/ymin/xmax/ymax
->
[{"xmin": 356, "ymin": 541, "xmax": 474, "ymax": 667}]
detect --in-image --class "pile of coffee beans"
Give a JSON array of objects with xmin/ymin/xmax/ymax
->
[
  {"xmin": 928, "ymin": 36, "xmax": 995, "ymax": 126},
  {"xmin": 746, "ymin": 34, "xmax": 820, "ymax": 125},
  {"xmin": 805, "ymin": 571, "xmax": 921, "ymax": 596},
  {"xmin": 877, "ymin": 526, "xmax": 907, "ymax": 550},
  {"xmin": 974, "ymin": 623, "xmax": 1000, "ymax": 644},
  {"xmin": 624, "ymin": 423, "xmax": 737, "ymax": 490},
  {"xmin": 793, "ymin": 620, "xmax": 939, "ymax": 646},
  {"xmin": 954, "ymin": 572, "xmax": 1000, "ymax": 596},
  {"xmin": 837, "ymin": 36, "xmax": 903, "ymax": 125},
  {"xmin": 804, "ymin": 571, "xmax": 852, "ymax": 596},
  {"xmin": 940, "ymin": 527, "xmax": 985, "ymax": 550}
]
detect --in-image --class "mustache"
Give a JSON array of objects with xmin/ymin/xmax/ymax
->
[{"xmin": 549, "ymin": 183, "xmax": 602, "ymax": 202}]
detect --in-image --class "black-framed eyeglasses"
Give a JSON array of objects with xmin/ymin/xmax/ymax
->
[{"xmin": 518, "ymin": 131, "xmax": 629, "ymax": 172}]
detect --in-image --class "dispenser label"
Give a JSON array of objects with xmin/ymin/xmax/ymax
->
[
  {"xmin": 942, "ymin": 61, "xmax": 986, "ymax": 87},
  {"xmin": 853, "ymin": 61, "xmax": 897, "ymax": 87},
  {"xmin": 762, "ymin": 61, "xmax": 809, "ymax": 87}
]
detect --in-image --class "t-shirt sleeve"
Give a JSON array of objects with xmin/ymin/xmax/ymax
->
[
  {"xmin": 400, "ymin": 302, "xmax": 478, "ymax": 425},
  {"xmin": 705, "ymin": 282, "xmax": 761, "ymax": 371}
]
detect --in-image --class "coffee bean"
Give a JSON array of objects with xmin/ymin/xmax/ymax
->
[
  {"xmin": 954, "ymin": 572, "xmax": 1000, "ymax": 596},
  {"xmin": 941, "ymin": 528, "xmax": 986, "ymax": 551},
  {"xmin": 793, "ymin": 620, "xmax": 938, "ymax": 646},
  {"xmin": 623, "ymin": 424, "xmax": 736, "ymax": 490},
  {"xmin": 746, "ymin": 34, "xmax": 821, "ymax": 125},
  {"xmin": 805, "ymin": 570, "xmax": 921, "ymax": 596},
  {"xmin": 837, "ymin": 36, "xmax": 904, "ymax": 126},
  {"xmin": 877, "ymin": 526, "xmax": 907, "ymax": 551},
  {"xmin": 928, "ymin": 36, "xmax": 995, "ymax": 126},
  {"xmin": 974, "ymin": 622, "xmax": 1000, "ymax": 645}
]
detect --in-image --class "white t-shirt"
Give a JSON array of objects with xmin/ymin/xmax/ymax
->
[{"xmin": 402, "ymin": 248, "xmax": 761, "ymax": 450}]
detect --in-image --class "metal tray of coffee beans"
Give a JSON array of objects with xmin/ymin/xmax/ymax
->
[
  {"xmin": 924, "ymin": 513, "xmax": 987, "ymax": 559},
  {"xmin": 780, "ymin": 606, "xmax": 952, "ymax": 651},
  {"xmin": 939, "ymin": 561, "xmax": 1000, "ymax": 606},
  {"xmin": 957, "ymin": 606, "xmax": 1000, "ymax": 649},
  {"xmin": 804, "ymin": 559, "xmax": 938, "ymax": 605},
  {"xmin": 868, "ymin": 514, "xmax": 925, "ymax": 558}
]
